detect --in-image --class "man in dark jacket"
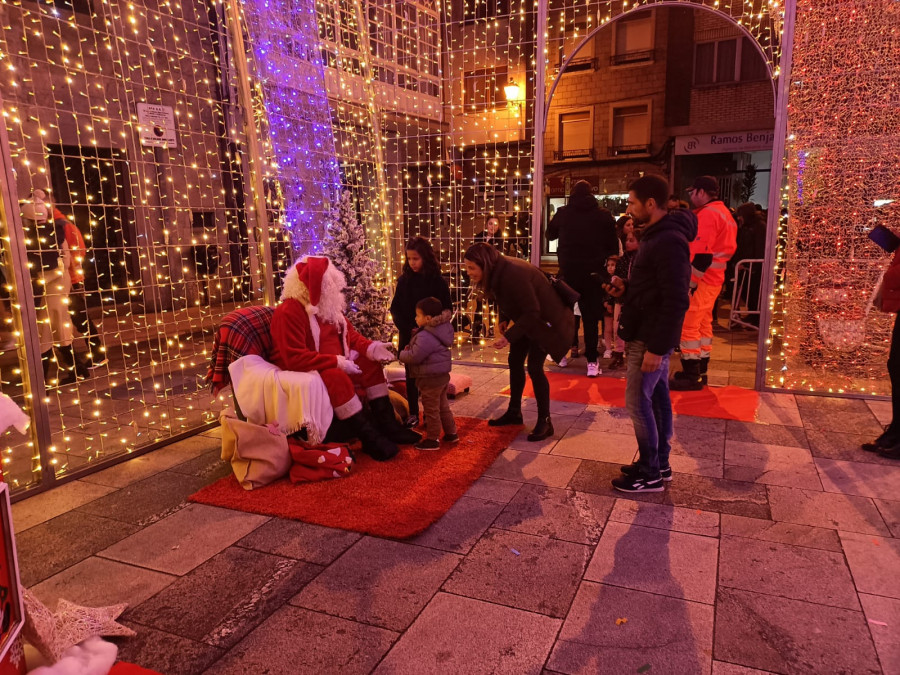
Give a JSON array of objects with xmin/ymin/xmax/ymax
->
[
  {"xmin": 547, "ymin": 180, "xmax": 618, "ymax": 377},
  {"xmin": 604, "ymin": 175, "xmax": 697, "ymax": 492}
]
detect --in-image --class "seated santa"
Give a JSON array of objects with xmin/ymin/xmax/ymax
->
[{"xmin": 268, "ymin": 256, "xmax": 421, "ymax": 460}]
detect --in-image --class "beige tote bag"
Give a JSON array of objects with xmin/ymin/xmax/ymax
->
[{"xmin": 220, "ymin": 414, "xmax": 291, "ymax": 490}]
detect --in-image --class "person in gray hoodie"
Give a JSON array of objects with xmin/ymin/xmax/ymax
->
[{"xmin": 399, "ymin": 297, "xmax": 458, "ymax": 450}]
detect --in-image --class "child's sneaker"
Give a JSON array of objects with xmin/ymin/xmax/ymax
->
[
  {"xmin": 415, "ymin": 438, "xmax": 441, "ymax": 450},
  {"xmin": 558, "ymin": 356, "xmax": 569, "ymax": 368},
  {"xmin": 603, "ymin": 349, "xmax": 613, "ymax": 359},
  {"xmin": 404, "ymin": 414, "xmax": 419, "ymax": 428},
  {"xmin": 586, "ymin": 361, "xmax": 601, "ymax": 378},
  {"xmin": 443, "ymin": 433, "xmax": 460, "ymax": 444}
]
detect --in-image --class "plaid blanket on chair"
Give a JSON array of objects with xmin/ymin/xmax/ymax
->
[{"xmin": 206, "ymin": 306, "xmax": 275, "ymax": 394}]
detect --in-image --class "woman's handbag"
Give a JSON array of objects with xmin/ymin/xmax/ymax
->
[
  {"xmin": 550, "ymin": 276, "xmax": 580, "ymax": 308},
  {"xmin": 220, "ymin": 414, "xmax": 291, "ymax": 490}
]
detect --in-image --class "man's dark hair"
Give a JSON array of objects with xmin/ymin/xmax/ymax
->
[
  {"xmin": 629, "ymin": 175, "xmax": 669, "ymax": 208},
  {"xmin": 416, "ymin": 296, "xmax": 443, "ymax": 318}
]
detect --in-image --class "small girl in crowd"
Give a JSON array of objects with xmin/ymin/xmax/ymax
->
[
  {"xmin": 602, "ymin": 255, "xmax": 620, "ymax": 364},
  {"xmin": 390, "ymin": 237, "xmax": 452, "ymax": 427},
  {"xmin": 606, "ymin": 230, "xmax": 640, "ymax": 369},
  {"xmin": 399, "ymin": 297, "xmax": 458, "ymax": 450}
]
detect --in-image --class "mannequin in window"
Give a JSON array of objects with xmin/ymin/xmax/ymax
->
[{"xmin": 21, "ymin": 190, "xmax": 86, "ymax": 385}]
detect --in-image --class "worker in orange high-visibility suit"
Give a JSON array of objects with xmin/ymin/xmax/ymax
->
[{"xmin": 670, "ymin": 176, "xmax": 737, "ymax": 391}]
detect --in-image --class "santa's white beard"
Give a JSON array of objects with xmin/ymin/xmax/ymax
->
[{"xmin": 317, "ymin": 266, "xmax": 347, "ymax": 326}]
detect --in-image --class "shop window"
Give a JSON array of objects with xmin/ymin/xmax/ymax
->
[
  {"xmin": 612, "ymin": 10, "xmax": 654, "ymax": 65},
  {"xmin": 696, "ymin": 37, "xmax": 768, "ymax": 86},
  {"xmin": 610, "ymin": 104, "xmax": 650, "ymax": 156},
  {"xmin": 463, "ymin": 68, "xmax": 507, "ymax": 111},
  {"xmin": 556, "ymin": 111, "xmax": 593, "ymax": 160}
]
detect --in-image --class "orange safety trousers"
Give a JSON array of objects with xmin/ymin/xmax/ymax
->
[{"xmin": 679, "ymin": 280, "xmax": 720, "ymax": 361}]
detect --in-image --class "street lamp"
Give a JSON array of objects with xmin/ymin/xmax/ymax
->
[{"xmin": 504, "ymin": 81, "xmax": 522, "ymax": 117}]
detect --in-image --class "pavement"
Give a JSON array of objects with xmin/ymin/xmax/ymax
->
[{"xmin": 11, "ymin": 360, "xmax": 900, "ymax": 675}]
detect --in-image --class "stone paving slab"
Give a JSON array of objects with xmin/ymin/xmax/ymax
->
[
  {"xmin": 168, "ymin": 450, "xmax": 232, "ymax": 482},
  {"xmin": 550, "ymin": 429, "xmax": 637, "ymax": 464},
  {"xmin": 374, "ymin": 593, "xmax": 560, "ymax": 675},
  {"xmin": 723, "ymin": 438, "xmax": 821, "ymax": 490},
  {"xmin": 115, "ymin": 621, "xmax": 224, "ymax": 675},
  {"xmin": 407, "ymin": 496, "xmax": 506, "ymax": 554},
  {"xmin": 484, "ymin": 449, "xmax": 582, "ymax": 488},
  {"xmin": 859, "ymin": 593, "xmax": 900, "ymax": 674},
  {"xmin": 126, "ymin": 546, "xmax": 322, "ymax": 649},
  {"xmin": 570, "ymin": 406, "xmax": 633, "ymax": 433},
  {"xmin": 719, "ymin": 514, "xmax": 842, "ymax": 552},
  {"xmin": 585, "ymin": 521, "xmax": 719, "ymax": 605},
  {"xmin": 444, "ymin": 528, "xmax": 590, "ymax": 618},
  {"xmin": 806, "ymin": 429, "xmax": 899, "ymax": 466},
  {"xmin": 98, "ymin": 504, "xmax": 269, "ymax": 575},
  {"xmin": 718, "ymin": 535, "xmax": 859, "ymax": 610},
  {"xmin": 767, "ymin": 485, "xmax": 889, "ymax": 535},
  {"xmin": 16, "ymin": 510, "xmax": 140, "ymax": 586},
  {"xmin": 12, "ymin": 480, "xmax": 116, "ymax": 533},
  {"xmin": 32, "ymin": 556, "xmax": 175, "ymax": 611},
  {"xmin": 608, "ymin": 500, "xmax": 720, "ymax": 538},
  {"xmin": 75, "ymin": 470, "xmax": 208, "ymax": 526},
  {"xmin": 548, "ymin": 582, "xmax": 714, "ymax": 675},
  {"xmin": 463, "ymin": 476, "xmax": 523, "ymax": 504},
  {"xmin": 79, "ymin": 438, "xmax": 216, "ymax": 488},
  {"xmin": 671, "ymin": 430, "xmax": 726, "ymax": 460},
  {"xmin": 840, "ymin": 531, "xmax": 900, "ymax": 600},
  {"xmin": 492, "ymin": 484, "xmax": 614, "ymax": 545},
  {"xmin": 673, "ymin": 414, "xmax": 728, "ymax": 434},
  {"xmin": 798, "ymin": 409, "xmax": 883, "ymax": 436},
  {"xmin": 236, "ymin": 518, "xmax": 361, "ymax": 566},
  {"xmin": 205, "ymin": 606, "xmax": 397, "ymax": 675},
  {"xmin": 714, "ymin": 587, "xmax": 880, "ymax": 675},
  {"xmin": 712, "ymin": 663, "xmax": 776, "ymax": 675},
  {"xmin": 874, "ymin": 499, "xmax": 900, "ymax": 538},
  {"xmin": 725, "ymin": 420, "xmax": 809, "ymax": 449},
  {"xmin": 815, "ymin": 457, "xmax": 900, "ymax": 500},
  {"xmin": 291, "ymin": 536, "xmax": 460, "ymax": 631}
]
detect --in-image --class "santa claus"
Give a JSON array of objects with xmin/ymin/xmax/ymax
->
[{"xmin": 269, "ymin": 256, "xmax": 421, "ymax": 460}]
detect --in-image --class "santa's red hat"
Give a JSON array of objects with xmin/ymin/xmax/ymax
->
[{"xmin": 281, "ymin": 255, "xmax": 334, "ymax": 315}]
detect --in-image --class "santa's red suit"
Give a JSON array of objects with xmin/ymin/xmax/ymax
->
[{"xmin": 269, "ymin": 257, "xmax": 420, "ymax": 459}]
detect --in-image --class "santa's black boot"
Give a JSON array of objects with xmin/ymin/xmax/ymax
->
[
  {"xmin": 369, "ymin": 395, "xmax": 422, "ymax": 445},
  {"xmin": 345, "ymin": 411, "xmax": 399, "ymax": 461}
]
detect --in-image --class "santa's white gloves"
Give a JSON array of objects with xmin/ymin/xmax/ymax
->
[
  {"xmin": 368, "ymin": 342, "xmax": 395, "ymax": 363},
  {"xmin": 336, "ymin": 355, "xmax": 362, "ymax": 375}
]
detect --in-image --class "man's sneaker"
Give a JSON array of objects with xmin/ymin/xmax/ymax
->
[
  {"xmin": 603, "ymin": 349, "xmax": 613, "ymax": 359},
  {"xmin": 443, "ymin": 433, "xmax": 460, "ymax": 444},
  {"xmin": 611, "ymin": 475, "xmax": 665, "ymax": 493},
  {"xmin": 621, "ymin": 462, "xmax": 673, "ymax": 481},
  {"xmin": 415, "ymin": 438, "xmax": 441, "ymax": 450},
  {"xmin": 558, "ymin": 356, "xmax": 569, "ymax": 368},
  {"xmin": 586, "ymin": 361, "xmax": 601, "ymax": 378}
]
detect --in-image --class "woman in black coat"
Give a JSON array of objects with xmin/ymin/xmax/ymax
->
[{"xmin": 463, "ymin": 243, "xmax": 574, "ymax": 442}]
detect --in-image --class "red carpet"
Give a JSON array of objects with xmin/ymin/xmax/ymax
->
[
  {"xmin": 189, "ymin": 417, "xmax": 520, "ymax": 539},
  {"xmin": 507, "ymin": 371, "xmax": 759, "ymax": 422}
]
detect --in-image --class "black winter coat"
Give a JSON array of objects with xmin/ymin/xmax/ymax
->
[
  {"xmin": 546, "ymin": 193, "xmax": 619, "ymax": 282},
  {"xmin": 619, "ymin": 209, "xmax": 697, "ymax": 356},
  {"xmin": 488, "ymin": 256, "xmax": 574, "ymax": 362},
  {"xmin": 390, "ymin": 272, "xmax": 452, "ymax": 347}
]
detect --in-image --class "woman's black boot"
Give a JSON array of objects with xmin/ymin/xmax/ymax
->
[
  {"xmin": 489, "ymin": 408, "xmax": 524, "ymax": 427},
  {"xmin": 369, "ymin": 395, "xmax": 422, "ymax": 445},
  {"xmin": 527, "ymin": 416, "xmax": 554, "ymax": 442},
  {"xmin": 344, "ymin": 411, "xmax": 399, "ymax": 461}
]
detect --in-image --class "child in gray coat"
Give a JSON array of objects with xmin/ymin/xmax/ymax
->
[{"xmin": 399, "ymin": 297, "xmax": 458, "ymax": 449}]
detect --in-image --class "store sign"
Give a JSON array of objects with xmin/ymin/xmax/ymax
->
[
  {"xmin": 675, "ymin": 130, "xmax": 775, "ymax": 156},
  {"xmin": 137, "ymin": 103, "xmax": 178, "ymax": 148}
]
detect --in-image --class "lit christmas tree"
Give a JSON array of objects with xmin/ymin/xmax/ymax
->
[{"xmin": 322, "ymin": 190, "xmax": 394, "ymax": 341}]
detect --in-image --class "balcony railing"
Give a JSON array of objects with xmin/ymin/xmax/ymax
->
[
  {"xmin": 610, "ymin": 49, "xmax": 655, "ymax": 66},
  {"xmin": 554, "ymin": 148, "xmax": 594, "ymax": 161},
  {"xmin": 608, "ymin": 144, "xmax": 650, "ymax": 157}
]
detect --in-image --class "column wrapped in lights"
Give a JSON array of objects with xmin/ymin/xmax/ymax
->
[{"xmin": 765, "ymin": 0, "xmax": 900, "ymax": 395}]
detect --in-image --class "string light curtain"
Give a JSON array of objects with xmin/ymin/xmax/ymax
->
[
  {"xmin": 0, "ymin": 0, "xmax": 263, "ymax": 491},
  {"xmin": 764, "ymin": 0, "xmax": 900, "ymax": 394}
]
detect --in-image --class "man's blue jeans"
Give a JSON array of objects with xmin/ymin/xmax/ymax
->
[{"xmin": 624, "ymin": 340, "xmax": 673, "ymax": 480}]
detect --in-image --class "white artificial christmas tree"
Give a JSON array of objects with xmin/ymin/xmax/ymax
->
[{"xmin": 322, "ymin": 190, "xmax": 394, "ymax": 341}]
